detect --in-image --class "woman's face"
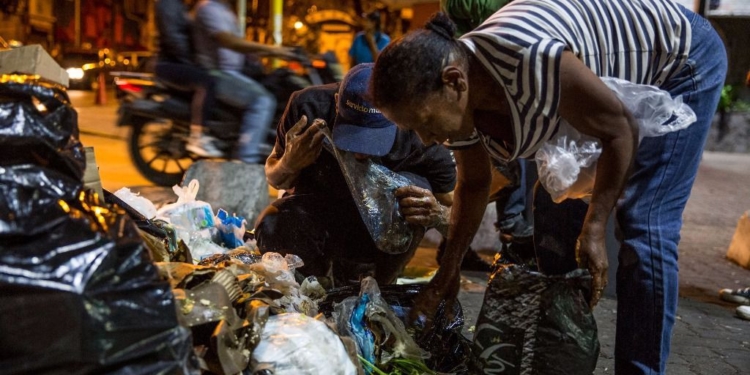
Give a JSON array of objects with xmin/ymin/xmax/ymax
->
[{"xmin": 381, "ymin": 89, "xmax": 472, "ymax": 146}]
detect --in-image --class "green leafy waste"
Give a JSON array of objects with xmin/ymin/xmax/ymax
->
[{"xmin": 359, "ymin": 355, "xmax": 437, "ymax": 375}]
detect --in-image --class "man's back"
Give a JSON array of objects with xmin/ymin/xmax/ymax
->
[
  {"xmin": 155, "ymin": 0, "xmax": 194, "ymax": 65},
  {"xmin": 192, "ymin": 0, "xmax": 244, "ymax": 71}
]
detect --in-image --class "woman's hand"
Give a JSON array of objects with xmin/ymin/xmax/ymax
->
[
  {"xmin": 408, "ymin": 267, "xmax": 461, "ymax": 331},
  {"xmin": 576, "ymin": 225, "xmax": 609, "ymax": 308}
]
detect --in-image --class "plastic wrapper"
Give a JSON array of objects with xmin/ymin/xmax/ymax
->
[
  {"xmin": 321, "ymin": 129, "xmax": 419, "ymax": 254},
  {"xmin": 322, "ymin": 280, "xmax": 471, "ymax": 374},
  {"xmin": 536, "ymin": 77, "xmax": 697, "ymax": 203},
  {"xmin": 471, "ymin": 264, "xmax": 599, "ymax": 374},
  {"xmin": 250, "ymin": 313, "xmax": 358, "ymax": 375},
  {"xmin": 0, "ymin": 76, "xmax": 197, "ymax": 374},
  {"xmin": 216, "ymin": 208, "xmax": 247, "ymax": 248},
  {"xmin": 113, "ymin": 186, "xmax": 157, "ymax": 218}
]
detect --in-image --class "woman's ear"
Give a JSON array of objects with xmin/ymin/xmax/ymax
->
[{"xmin": 442, "ymin": 65, "xmax": 468, "ymax": 94}]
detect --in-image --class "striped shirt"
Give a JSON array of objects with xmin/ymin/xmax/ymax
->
[{"xmin": 448, "ymin": 0, "xmax": 692, "ymax": 162}]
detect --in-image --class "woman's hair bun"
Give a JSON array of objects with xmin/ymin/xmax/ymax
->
[{"xmin": 424, "ymin": 12, "xmax": 457, "ymax": 40}]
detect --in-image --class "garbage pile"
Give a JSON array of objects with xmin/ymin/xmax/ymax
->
[{"xmin": 0, "ymin": 75, "xmax": 197, "ymax": 374}]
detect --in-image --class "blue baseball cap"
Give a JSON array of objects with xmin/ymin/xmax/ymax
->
[{"xmin": 332, "ymin": 63, "xmax": 397, "ymax": 157}]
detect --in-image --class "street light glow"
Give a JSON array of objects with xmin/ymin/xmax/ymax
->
[{"xmin": 294, "ymin": 21, "xmax": 304, "ymax": 29}]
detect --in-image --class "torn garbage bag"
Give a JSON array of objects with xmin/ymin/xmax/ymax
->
[
  {"xmin": 0, "ymin": 76, "xmax": 197, "ymax": 374},
  {"xmin": 472, "ymin": 264, "xmax": 599, "ymax": 375},
  {"xmin": 321, "ymin": 127, "xmax": 420, "ymax": 254},
  {"xmin": 535, "ymin": 77, "xmax": 697, "ymax": 203}
]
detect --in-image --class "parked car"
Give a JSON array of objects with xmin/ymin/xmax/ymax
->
[{"xmin": 57, "ymin": 48, "xmax": 117, "ymax": 90}]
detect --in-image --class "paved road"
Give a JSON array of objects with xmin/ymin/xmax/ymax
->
[{"xmin": 72, "ymin": 89, "xmax": 750, "ymax": 374}]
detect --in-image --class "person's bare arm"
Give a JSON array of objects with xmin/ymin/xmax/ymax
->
[
  {"xmin": 265, "ymin": 116, "xmax": 326, "ymax": 190},
  {"xmin": 557, "ymin": 50, "xmax": 638, "ymax": 307},
  {"xmin": 214, "ymin": 31, "xmax": 296, "ymax": 58},
  {"xmin": 408, "ymin": 142, "xmax": 491, "ymax": 327}
]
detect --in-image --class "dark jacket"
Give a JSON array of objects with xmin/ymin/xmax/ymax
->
[{"xmin": 155, "ymin": 0, "xmax": 194, "ymax": 65}]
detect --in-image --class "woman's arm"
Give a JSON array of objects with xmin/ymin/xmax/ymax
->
[
  {"xmin": 557, "ymin": 51, "xmax": 639, "ymax": 306},
  {"xmin": 409, "ymin": 142, "xmax": 491, "ymax": 326}
]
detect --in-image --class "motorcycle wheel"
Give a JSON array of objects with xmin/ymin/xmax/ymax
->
[{"xmin": 128, "ymin": 117, "xmax": 197, "ymax": 186}]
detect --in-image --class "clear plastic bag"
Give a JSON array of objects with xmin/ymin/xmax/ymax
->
[
  {"xmin": 113, "ymin": 187, "xmax": 158, "ymax": 219},
  {"xmin": 320, "ymin": 128, "xmax": 419, "ymax": 254},
  {"xmin": 536, "ymin": 77, "xmax": 697, "ymax": 203}
]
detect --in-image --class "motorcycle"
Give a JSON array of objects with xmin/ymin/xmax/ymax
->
[{"xmin": 113, "ymin": 51, "xmax": 343, "ymax": 186}]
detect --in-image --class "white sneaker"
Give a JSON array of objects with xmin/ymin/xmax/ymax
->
[
  {"xmin": 719, "ymin": 288, "xmax": 750, "ymax": 305},
  {"xmin": 736, "ymin": 305, "xmax": 750, "ymax": 321},
  {"xmin": 186, "ymin": 134, "xmax": 223, "ymax": 158}
]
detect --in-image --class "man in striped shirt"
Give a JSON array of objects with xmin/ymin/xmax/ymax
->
[{"xmin": 371, "ymin": 1, "xmax": 727, "ymax": 373}]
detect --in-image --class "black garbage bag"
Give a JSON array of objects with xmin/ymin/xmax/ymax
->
[
  {"xmin": 471, "ymin": 264, "xmax": 599, "ymax": 374},
  {"xmin": 320, "ymin": 283, "xmax": 472, "ymax": 374},
  {"xmin": 0, "ymin": 76, "xmax": 197, "ymax": 374}
]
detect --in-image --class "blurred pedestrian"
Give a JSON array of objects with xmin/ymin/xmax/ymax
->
[{"xmin": 348, "ymin": 10, "xmax": 390, "ymax": 67}]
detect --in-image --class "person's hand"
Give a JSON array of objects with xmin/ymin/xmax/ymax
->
[
  {"xmin": 576, "ymin": 226, "xmax": 609, "ymax": 308},
  {"xmin": 395, "ymin": 186, "xmax": 447, "ymax": 229},
  {"xmin": 280, "ymin": 115, "xmax": 326, "ymax": 173},
  {"xmin": 408, "ymin": 267, "xmax": 461, "ymax": 331}
]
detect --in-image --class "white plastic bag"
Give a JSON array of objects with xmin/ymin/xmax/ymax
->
[
  {"xmin": 536, "ymin": 77, "xmax": 697, "ymax": 203},
  {"xmin": 250, "ymin": 313, "xmax": 358, "ymax": 375},
  {"xmin": 113, "ymin": 187, "xmax": 157, "ymax": 219},
  {"xmin": 156, "ymin": 179, "xmax": 215, "ymax": 245}
]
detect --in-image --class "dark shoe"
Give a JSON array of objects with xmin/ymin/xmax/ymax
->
[{"xmin": 720, "ymin": 287, "xmax": 750, "ymax": 305}]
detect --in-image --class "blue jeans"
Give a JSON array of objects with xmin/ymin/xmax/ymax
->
[
  {"xmin": 533, "ymin": 7, "xmax": 727, "ymax": 374},
  {"xmin": 214, "ymin": 70, "xmax": 276, "ymax": 163}
]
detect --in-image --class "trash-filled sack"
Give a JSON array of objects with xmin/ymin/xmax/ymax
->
[
  {"xmin": 536, "ymin": 77, "xmax": 697, "ymax": 203},
  {"xmin": 321, "ymin": 278, "xmax": 472, "ymax": 374},
  {"xmin": 471, "ymin": 264, "xmax": 599, "ymax": 374},
  {"xmin": 321, "ymin": 128, "xmax": 420, "ymax": 254},
  {"xmin": 0, "ymin": 75, "xmax": 196, "ymax": 374},
  {"xmin": 249, "ymin": 313, "xmax": 359, "ymax": 375},
  {"xmin": 157, "ymin": 179, "xmax": 217, "ymax": 249}
]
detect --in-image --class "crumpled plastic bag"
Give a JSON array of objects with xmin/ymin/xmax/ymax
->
[
  {"xmin": 471, "ymin": 264, "xmax": 599, "ymax": 374},
  {"xmin": 250, "ymin": 313, "xmax": 358, "ymax": 375},
  {"xmin": 216, "ymin": 208, "xmax": 247, "ymax": 248},
  {"xmin": 113, "ymin": 187, "xmax": 158, "ymax": 219},
  {"xmin": 320, "ymin": 128, "xmax": 420, "ymax": 254},
  {"xmin": 536, "ymin": 77, "xmax": 697, "ymax": 203}
]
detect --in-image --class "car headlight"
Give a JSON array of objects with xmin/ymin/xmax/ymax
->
[{"xmin": 67, "ymin": 68, "xmax": 85, "ymax": 80}]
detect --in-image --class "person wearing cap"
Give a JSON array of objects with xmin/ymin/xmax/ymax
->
[{"xmin": 254, "ymin": 63, "xmax": 456, "ymax": 286}]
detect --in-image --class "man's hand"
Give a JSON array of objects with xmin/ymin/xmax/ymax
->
[
  {"xmin": 279, "ymin": 115, "xmax": 326, "ymax": 173},
  {"xmin": 576, "ymin": 226, "xmax": 609, "ymax": 308},
  {"xmin": 395, "ymin": 186, "xmax": 448, "ymax": 230}
]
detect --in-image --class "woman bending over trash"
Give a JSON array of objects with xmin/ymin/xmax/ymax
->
[{"xmin": 369, "ymin": 1, "xmax": 726, "ymax": 373}]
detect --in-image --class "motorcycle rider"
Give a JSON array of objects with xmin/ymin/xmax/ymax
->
[
  {"xmin": 154, "ymin": 0, "xmax": 220, "ymax": 157},
  {"xmin": 193, "ymin": 0, "xmax": 296, "ymax": 163}
]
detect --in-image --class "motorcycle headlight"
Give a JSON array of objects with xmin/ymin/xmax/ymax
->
[{"xmin": 67, "ymin": 68, "xmax": 85, "ymax": 80}]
